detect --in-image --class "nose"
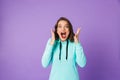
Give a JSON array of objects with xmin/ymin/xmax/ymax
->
[{"xmin": 62, "ymin": 27, "xmax": 65, "ymax": 31}]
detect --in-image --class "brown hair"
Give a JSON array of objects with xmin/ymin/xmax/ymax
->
[{"xmin": 54, "ymin": 17, "xmax": 75, "ymax": 42}]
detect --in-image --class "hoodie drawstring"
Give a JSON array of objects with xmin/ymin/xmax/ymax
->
[{"xmin": 59, "ymin": 40, "xmax": 68, "ymax": 60}]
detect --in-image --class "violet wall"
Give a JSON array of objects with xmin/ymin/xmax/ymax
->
[{"xmin": 0, "ymin": 0, "xmax": 120, "ymax": 80}]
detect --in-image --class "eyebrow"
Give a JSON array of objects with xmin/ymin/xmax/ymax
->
[{"xmin": 58, "ymin": 23, "xmax": 69, "ymax": 26}]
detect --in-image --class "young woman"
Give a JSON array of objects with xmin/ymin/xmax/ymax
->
[{"xmin": 41, "ymin": 17, "xmax": 86, "ymax": 80}]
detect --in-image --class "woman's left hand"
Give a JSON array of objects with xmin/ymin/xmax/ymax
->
[{"xmin": 74, "ymin": 28, "xmax": 81, "ymax": 43}]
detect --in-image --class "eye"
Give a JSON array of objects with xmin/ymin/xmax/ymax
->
[
  {"xmin": 65, "ymin": 26, "xmax": 69, "ymax": 28},
  {"xmin": 58, "ymin": 25, "xmax": 62, "ymax": 28}
]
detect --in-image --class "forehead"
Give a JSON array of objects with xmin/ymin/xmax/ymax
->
[{"xmin": 58, "ymin": 20, "xmax": 68, "ymax": 25}]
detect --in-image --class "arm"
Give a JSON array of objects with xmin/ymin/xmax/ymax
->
[
  {"xmin": 75, "ymin": 42, "xmax": 86, "ymax": 68},
  {"xmin": 74, "ymin": 28, "xmax": 86, "ymax": 68},
  {"xmin": 41, "ymin": 38, "xmax": 54, "ymax": 68}
]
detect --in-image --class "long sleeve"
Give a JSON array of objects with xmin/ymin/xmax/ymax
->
[
  {"xmin": 75, "ymin": 42, "xmax": 86, "ymax": 68},
  {"xmin": 41, "ymin": 38, "xmax": 54, "ymax": 68}
]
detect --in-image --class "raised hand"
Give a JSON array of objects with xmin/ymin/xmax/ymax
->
[
  {"xmin": 50, "ymin": 29, "xmax": 55, "ymax": 45},
  {"xmin": 74, "ymin": 28, "xmax": 81, "ymax": 43}
]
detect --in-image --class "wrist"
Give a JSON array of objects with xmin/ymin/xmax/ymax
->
[
  {"xmin": 50, "ymin": 39, "xmax": 55, "ymax": 45},
  {"xmin": 74, "ymin": 39, "xmax": 79, "ymax": 44}
]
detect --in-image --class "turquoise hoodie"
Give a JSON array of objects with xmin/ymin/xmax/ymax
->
[{"xmin": 41, "ymin": 38, "xmax": 86, "ymax": 80}]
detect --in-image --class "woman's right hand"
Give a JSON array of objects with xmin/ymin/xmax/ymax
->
[{"xmin": 50, "ymin": 29, "xmax": 55, "ymax": 45}]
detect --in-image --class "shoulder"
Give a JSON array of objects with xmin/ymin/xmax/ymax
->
[
  {"xmin": 47, "ymin": 37, "xmax": 60, "ymax": 46},
  {"xmin": 69, "ymin": 40, "xmax": 82, "ymax": 47},
  {"xmin": 68, "ymin": 40, "xmax": 76, "ymax": 46}
]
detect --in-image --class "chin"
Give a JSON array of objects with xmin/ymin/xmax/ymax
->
[{"xmin": 60, "ymin": 37, "xmax": 67, "ymax": 42}]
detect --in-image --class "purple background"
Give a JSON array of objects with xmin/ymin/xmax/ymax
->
[{"xmin": 0, "ymin": 0, "xmax": 120, "ymax": 80}]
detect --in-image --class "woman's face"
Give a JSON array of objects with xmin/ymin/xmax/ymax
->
[{"xmin": 57, "ymin": 20, "xmax": 70, "ymax": 42}]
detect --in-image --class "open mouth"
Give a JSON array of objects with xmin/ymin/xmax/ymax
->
[{"xmin": 61, "ymin": 32, "xmax": 66, "ymax": 38}]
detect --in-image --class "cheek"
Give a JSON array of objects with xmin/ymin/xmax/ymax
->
[
  {"xmin": 57, "ymin": 30, "xmax": 60, "ymax": 35},
  {"xmin": 67, "ymin": 29, "xmax": 70, "ymax": 34},
  {"xmin": 57, "ymin": 28, "xmax": 61, "ymax": 34}
]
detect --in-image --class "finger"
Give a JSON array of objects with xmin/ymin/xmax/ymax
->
[
  {"xmin": 76, "ymin": 27, "xmax": 81, "ymax": 35},
  {"xmin": 51, "ymin": 29, "xmax": 55, "ymax": 39},
  {"xmin": 51, "ymin": 29, "xmax": 54, "ymax": 34}
]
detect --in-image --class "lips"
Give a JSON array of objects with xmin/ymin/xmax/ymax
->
[{"xmin": 61, "ymin": 32, "xmax": 66, "ymax": 38}]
